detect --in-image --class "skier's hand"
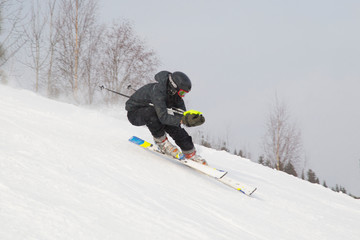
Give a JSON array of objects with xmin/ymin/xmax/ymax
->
[{"xmin": 181, "ymin": 110, "xmax": 205, "ymax": 127}]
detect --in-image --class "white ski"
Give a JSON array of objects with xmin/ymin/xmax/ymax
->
[
  {"xmin": 218, "ymin": 176, "xmax": 257, "ymax": 195},
  {"xmin": 129, "ymin": 136, "xmax": 257, "ymax": 196}
]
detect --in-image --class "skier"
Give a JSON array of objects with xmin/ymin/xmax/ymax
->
[{"xmin": 125, "ymin": 71, "xmax": 207, "ymax": 165}]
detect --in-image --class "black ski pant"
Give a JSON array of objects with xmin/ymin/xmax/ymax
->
[{"xmin": 127, "ymin": 107, "xmax": 194, "ymax": 152}]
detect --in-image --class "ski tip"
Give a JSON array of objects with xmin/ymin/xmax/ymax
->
[
  {"xmin": 129, "ymin": 136, "xmax": 139, "ymax": 142},
  {"xmin": 249, "ymin": 188, "xmax": 257, "ymax": 196},
  {"xmin": 236, "ymin": 187, "xmax": 257, "ymax": 196},
  {"xmin": 129, "ymin": 136, "xmax": 143, "ymax": 144},
  {"xmin": 129, "ymin": 136, "xmax": 152, "ymax": 148},
  {"xmin": 218, "ymin": 171, "xmax": 228, "ymax": 179}
]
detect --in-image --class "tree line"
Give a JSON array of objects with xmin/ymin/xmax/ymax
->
[
  {"xmin": 196, "ymin": 95, "xmax": 358, "ymax": 199},
  {"xmin": 260, "ymin": 96, "xmax": 358, "ymax": 199},
  {"xmin": 0, "ymin": 0, "xmax": 159, "ymax": 104}
]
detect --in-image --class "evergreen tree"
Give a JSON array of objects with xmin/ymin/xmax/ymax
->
[
  {"xmin": 220, "ymin": 141, "xmax": 228, "ymax": 152},
  {"xmin": 301, "ymin": 170, "xmax": 305, "ymax": 180},
  {"xmin": 284, "ymin": 162, "xmax": 298, "ymax": 177},
  {"xmin": 265, "ymin": 159, "xmax": 273, "ymax": 168},
  {"xmin": 322, "ymin": 181, "xmax": 328, "ymax": 188},
  {"xmin": 238, "ymin": 150, "xmax": 244, "ymax": 158},
  {"xmin": 258, "ymin": 155, "xmax": 265, "ymax": 165},
  {"xmin": 339, "ymin": 186, "xmax": 347, "ymax": 194},
  {"xmin": 200, "ymin": 133, "xmax": 212, "ymax": 148},
  {"xmin": 306, "ymin": 169, "xmax": 319, "ymax": 183}
]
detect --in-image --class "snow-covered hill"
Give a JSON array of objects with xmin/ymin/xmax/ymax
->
[{"xmin": 1, "ymin": 85, "xmax": 359, "ymax": 240}]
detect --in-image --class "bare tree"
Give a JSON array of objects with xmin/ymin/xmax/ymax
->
[
  {"xmin": 80, "ymin": 23, "xmax": 104, "ymax": 104},
  {"xmin": 0, "ymin": 0, "xmax": 26, "ymax": 67},
  {"xmin": 22, "ymin": 0, "xmax": 48, "ymax": 92},
  {"xmin": 21, "ymin": 0, "xmax": 59, "ymax": 94},
  {"xmin": 262, "ymin": 95, "xmax": 303, "ymax": 172},
  {"xmin": 55, "ymin": 0, "xmax": 97, "ymax": 100},
  {"xmin": 13, "ymin": 0, "xmax": 158, "ymax": 104},
  {"xmin": 46, "ymin": 0, "xmax": 58, "ymax": 97},
  {"xmin": 100, "ymin": 21, "xmax": 159, "ymax": 103}
]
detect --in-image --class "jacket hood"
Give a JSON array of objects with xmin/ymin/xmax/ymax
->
[{"xmin": 154, "ymin": 71, "xmax": 171, "ymax": 85}]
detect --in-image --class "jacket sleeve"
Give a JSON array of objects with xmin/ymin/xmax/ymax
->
[
  {"xmin": 151, "ymin": 84, "xmax": 183, "ymax": 126},
  {"xmin": 174, "ymin": 98, "xmax": 186, "ymax": 112}
]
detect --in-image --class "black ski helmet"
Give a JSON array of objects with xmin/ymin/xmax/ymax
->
[{"xmin": 168, "ymin": 71, "xmax": 192, "ymax": 96}]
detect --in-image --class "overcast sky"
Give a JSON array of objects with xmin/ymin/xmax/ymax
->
[{"xmin": 98, "ymin": 0, "xmax": 360, "ymax": 194}]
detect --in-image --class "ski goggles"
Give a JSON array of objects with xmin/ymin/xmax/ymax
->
[{"xmin": 178, "ymin": 89, "xmax": 189, "ymax": 98}]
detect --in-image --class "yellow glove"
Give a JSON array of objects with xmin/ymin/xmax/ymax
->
[{"xmin": 181, "ymin": 110, "xmax": 205, "ymax": 127}]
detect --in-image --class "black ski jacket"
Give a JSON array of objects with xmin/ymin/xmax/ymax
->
[{"xmin": 125, "ymin": 71, "xmax": 186, "ymax": 126}]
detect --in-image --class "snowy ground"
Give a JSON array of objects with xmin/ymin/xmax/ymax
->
[{"xmin": 1, "ymin": 85, "xmax": 359, "ymax": 240}]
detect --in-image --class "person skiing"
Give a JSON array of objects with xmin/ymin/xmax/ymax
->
[{"xmin": 125, "ymin": 70, "xmax": 207, "ymax": 165}]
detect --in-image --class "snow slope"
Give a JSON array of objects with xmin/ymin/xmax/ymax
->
[{"xmin": 1, "ymin": 85, "xmax": 359, "ymax": 240}]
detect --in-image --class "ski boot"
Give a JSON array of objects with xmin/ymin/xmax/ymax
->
[
  {"xmin": 184, "ymin": 149, "xmax": 208, "ymax": 165},
  {"xmin": 154, "ymin": 135, "xmax": 180, "ymax": 158}
]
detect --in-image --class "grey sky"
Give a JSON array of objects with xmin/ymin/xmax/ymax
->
[{"xmin": 101, "ymin": 0, "xmax": 360, "ymax": 194}]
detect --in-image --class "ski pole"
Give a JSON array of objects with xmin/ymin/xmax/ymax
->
[
  {"xmin": 99, "ymin": 85, "xmax": 130, "ymax": 98},
  {"xmin": 99, "ymin": 85, "xmax": 185, "ymax": 115}
]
